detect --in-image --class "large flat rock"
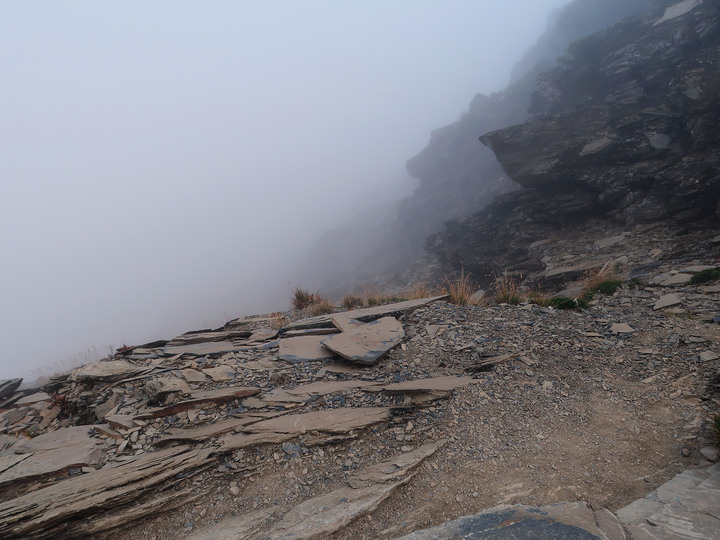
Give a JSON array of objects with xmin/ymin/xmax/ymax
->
[
  {"xmin": 71, "ymin": 360, "xmax": 143, "ymax": 382},
  {"xmin": 278, "ymin": 335, "xmax": 337, "ymax": 363},
  {"xmin": 282, "ymin": 296, "xmax": 448, "ymax": 331},
  {"xmin": 321, "ymin": 317, "xmax": 405, "ymax": 366},
  {"xmin": 399, "ymin": 502, "xmax": 610, "ymax": 539},
  {"xmin": 135, "ymin": 386, "xmax": 260, "ymax": 419},
  {"xmin": 382, "ymin": 376, "xmax": 476, "ymax": 393},
  {"xmin": 163, "ymin": 341, "xmax": 249, "ymax": 357},
  {"xmin": 244, "ymin": 407, "xmax": 391, "ymax": 435}
]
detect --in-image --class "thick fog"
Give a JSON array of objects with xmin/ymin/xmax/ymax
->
[{"xmin": 0, "ymin": 1, "xmax": 568, "ymax": 380}]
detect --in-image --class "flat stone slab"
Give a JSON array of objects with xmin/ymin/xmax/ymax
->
[
  {"xmin": 0, "ymin": 426, "xmax": 104, "ymax": 487},
  {"xmin": 283, "ymin": 328, "xmax": 341, "ymax": 338},
  {"xmin": 618, "ymin": 463, "xmax": 720, "ymax": 539},
  {"xmin": 284, "ymin": 380, "xmax": 379, "ymax": 397},
  {"xmin": 653, "ymin": 273, "xmax": 691, "ymax": 287},
  {"xmin": 0, "ymin": 379, "xmax": 23, "ymax": 400},
  {"xmin": 155, "ymin": 416, "xmax": 272, "ymax": 446},
  {"xmin": 595, "ymin": 235, "xmax": 626, "ymax": 249},
  {"xmin": 654, "ymin": 294, "xmax": 682, "ymax": 310},
  {"xmin": 144, "ymin": 377, "xmax": 191, "ymax": 398},
  {"xmin": 610, "ymin": 323, "xmax": 635, "ymax": 334},
  {"xmin": 71, "ymin": 360, "xmax": 143, "ymax": 382},
  {"xmin": 282, "ymin": 295, "xmax": 449, "ymax": 331},
  {"xmin": 243, "ymin": 407, "xmax": 391, "ymax": 435},
  {"xmin": 277, "ymin": 335, "xmax": 337, "ymax": 363},
  {"xmin": 0, "ymin": 445, "xmax": 213, "ymax": 538},
  {"xmin": 181, "ymin": 369, "xmax": 207, "ymax": 383},
  {"xmin": 14, "ymin": 392, "xmax": 50, "ymax": 407},
  {"xmin": 166, "ymin": 330, "xmax": 251, "ymax": 345},
  {"xmin": 135, "ymin": 386, "xmax": 260, "ymax": 419},
  {"xmin": 163, "ymin": 342, "xmax": 249, "ymax": 356},
  {"xmin": 202, "ymin": 366, "xmax": 236, "ymax": 382},
  {"xmin": 321, "ymin": 317, "xmax": 405, "ymax": 366},
  {"xmin": 382, "ymin": 376, "xmax": 476, "ymax": 393},
  {"xmin": 399, "ymin": 502, "xmax": 609, "ymax": 539}
]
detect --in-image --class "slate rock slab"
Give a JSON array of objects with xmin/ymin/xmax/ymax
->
[
  {"xmin": 282, "ymin": 295, "xmax": 448, "ymax": 331},
  {"xmin": 399, "ymin": 502, "xmax": 609, "ymax": 539},
  {"xmin": 0, "ymin": 379, "xmax": 22, "ymax": 401},
  {"xmin": 278, "ymin": 336, "xmax": 337, "ymax": 363},
  {"xmin": 654, "ymin": 294, "xmax": 682, "ymax": 311},
  {"xmin": 71, "ymin": 360, "xmax": 142, "ymax": 382},
  {"xmin": 321, "ymin": 317, "xmax": 404, "ymax": 366}
]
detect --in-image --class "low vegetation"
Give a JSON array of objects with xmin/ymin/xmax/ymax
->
[
  {"xmin": 690, "ymin": 267, "xmax": 720, "ymax": 285},
  {"xmin": 444, "ymin": 270, "xmax": 474, "ymax": 305},
  {"xmin": 291, "ymin": 287, "xmax": 314, "ymax": 310},
  {"xmin": 291, "ymin": 287, "xmax": 333, "ymax": 314},
  {"xmin": 493, "ymin": 275, "xmax": 522, "ymax": 305},
  {"xmin": 342, "ymin": 294, "xmax": 363, "ymax": 309},
  {"xmin": 307, "ymin": 298, "xmax": 335, "ymax": 316}
]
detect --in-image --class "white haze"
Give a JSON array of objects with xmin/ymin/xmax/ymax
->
[{"xmin": 0, "ymin": 1, "xmax": 568, "ymax": 380}]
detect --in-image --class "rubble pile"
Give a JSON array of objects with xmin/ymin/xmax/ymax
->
[
  {"xmin": 0, "ymin": 250, "xmax": 718, "ymax": 539},
  {"xmin": 0, "ymin": 296, "xmax": 465, "ymax": 538}
]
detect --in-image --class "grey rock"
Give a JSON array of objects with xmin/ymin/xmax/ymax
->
[
  {"xmin": 654, "ymin": 294, "xmax": 682, "ymax": 311},
  {"xmin": 0, "ymin": 378, "xmax": 22, "ymax": 400},
  {"xmin": 321, "ymin": 317, "xmax": 405, "ymax": 366},
  {"xmin": 399, "ymin": 502, "xmax": 608, "ymax": 539},
  {"xmin": 699, "ymin": 351, "xmax": 719, "ymax": 362}
]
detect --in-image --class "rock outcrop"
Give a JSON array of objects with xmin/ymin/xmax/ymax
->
[{"xmin": 428, "ymin": 0, "xmax": 720, "ymax": 281}]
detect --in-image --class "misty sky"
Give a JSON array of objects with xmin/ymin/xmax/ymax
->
[{"xmin": 1, "ymin": 1, "xmax": 569, "ymax": 380}]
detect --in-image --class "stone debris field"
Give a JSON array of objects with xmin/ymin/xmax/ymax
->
[{"xmin": 1, "ymin": 228, "xmax": 719, "ymax": 539}]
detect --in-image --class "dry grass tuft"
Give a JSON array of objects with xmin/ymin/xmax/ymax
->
[
  {"xmin": 406, "ymin": 282, "xmax": 444, "ymax": 300},
  {"xmin": 361, "ymin": 285, "xmax": 384, "ymax": 307},
  {"xmin": 493, "ymin": 275, "xmax": 523, "ymax": 305},
  {"xmin": 444, "ymin": 270, "xmax": 474, "ymax": 305},
  {"xmin": 526, "ymin": 291, "xmax": 552, "ymax": 307},
  {"xmin": 291, "ymin": 287, "xmax": 314, "ymax": 310},
  {"xmin": 342, "ymin": 294, "xmax": 364, "ymax": 309},
  {"xmin": 307, "ymin": 298, "xmax": 335, "ymax": 316},
  {"xmin": 581, "ymin": 268, "xmax": 621, "ymax": 298}
]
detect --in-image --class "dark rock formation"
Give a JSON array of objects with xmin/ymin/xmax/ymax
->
[
  {"xmin": 399, "ymin": 0, "xmax": 675, "ymax": 264},
  {"xmin": 429, "ymin": 0, "xmax": 720, "ymax": 281}
]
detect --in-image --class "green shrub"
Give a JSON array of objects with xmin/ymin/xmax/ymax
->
[
  {"xmin": 690, "ymin": 267, "xmax": 720, "ymax": 285},
  {"xmin": 593, "ymin": 279, "xmax": 622, "ymax": 295}
]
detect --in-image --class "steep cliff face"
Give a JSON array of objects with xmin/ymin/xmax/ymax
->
[
  {"xmin": 396, "ymin": 0, "xmax": 673, "ymax": 265},
  {"xmin": 428, "ymin": 0, "xmax": 720, "ymax": 282}
]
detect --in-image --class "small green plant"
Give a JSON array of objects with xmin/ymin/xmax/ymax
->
[
  {"xmin": 712, "ymin": 414, "xmax": 720, "ymax": 446},
  {"xmin": 342, "ymin": 294, "xmax": 363, "ymax": 309},
  {"xmin": 493, "ymin": 275, "xmax": 522, "ymax": 305},
  {"xmin": 308, "ymin": 298, "xmax": 335, "ymax": 316},
  {"xmin": 690, "ymin": 267, "xmax": 720, "ymax": 285},
  {"xmin": 527, "ymin": 291, "xmax": 552, "ymax": 307},
  {"xmin": 592, "ymin": 279, "xmax": 622, "ymax": 296},
  {"xmin": 444, "ymin": 269, "xmax": 474, "ymax": 305}
]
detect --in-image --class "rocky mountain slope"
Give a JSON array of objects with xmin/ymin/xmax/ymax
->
[
  {"xmin": 1, "ymin": 227, "xmax": 719, "ymax": 538},
  {"xmin": 299, "ymin": 0, "xmax": 674, "ymax": 290},
  {"xmin": 428, "ymin": 0, "xmax": 720, "ymax": 284}
]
